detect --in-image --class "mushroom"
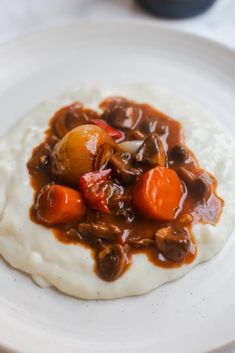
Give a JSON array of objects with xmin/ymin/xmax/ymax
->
[
  {"xmin": 110, "ymin": 152, "xmax": 141, "ymax": 185},
  {"xmin": 177, "ymin": 167, "xmax": 211, "ymax": 201},
  {"xmin": 27, "ymin": 143, "xmax": 53, "ymax": 174},
  {"xmin": 192, "ymin": 178, "xmax": 211, "ymax": 200},
  {"xmin": 96, "ymin": 244, "xmax": 129, "ymax": 281},
  {"xmin": 52, "ymin": 103, "xmax": 98, "ymax": 138},
  {"xmin": 170, "ymin": 145, "xmax": 188, "ymax": 163},
  {"xmin": 139, "ymin": 117, "xmax": 166, "ymax": 135},
  {"xmin": 104, "ymin": 99, "xmax": 142, "ymax": 130},
  {"xmin": 135, "ymin": 133, "xmax": 166, "ymax": 167},
  {"xmin": 155, "ymin": 226, "xmax": 190, "ymax": 262}
]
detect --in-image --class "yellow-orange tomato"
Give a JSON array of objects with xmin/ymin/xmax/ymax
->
[
  {"xmin": 133, "ymin": 166, "xmax": 184, "ymax": 221},
  {"xmin": 51, "ymin": 124, "xmax": 113, "ymax": 185}
]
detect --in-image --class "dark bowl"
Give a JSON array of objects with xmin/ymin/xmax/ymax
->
[{"xmin": 137, "ymin": 0, "xmax": 217, "ymax": 19}]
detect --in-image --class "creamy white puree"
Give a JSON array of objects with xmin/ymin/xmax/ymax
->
[{"xmin": 0, "ymin": 84, "xmax": 234, "ymax": 300}]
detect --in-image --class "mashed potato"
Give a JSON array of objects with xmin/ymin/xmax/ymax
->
[{"xmin": 0, "ymin": 84, "xmax": 234, "ymax": 300}]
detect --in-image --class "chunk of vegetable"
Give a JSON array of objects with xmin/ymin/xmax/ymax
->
[
  {"xmin": 101, "ymin": 98, "xmax": 142, "ymax": 130},
  {"xmin": 93, "ymin": 143, "xmax": 113, "ymax": 170},
  {"xmin": 35, "ymin": 184, "xmax": 85, "ymax": 225},
  {"xmin": 52, "ymin": 102, "xmax": 85, "ymax": 138},
  {"xmin": 177, "ymin": 167, "xmax": 211, "ymax": 200},
  {"xmin": 135, "ymin": 133, "xmax": 166, "ymax": 166},
  {"xmin": 91, "ymin": 119, "xmax": 123, "ymax": 139},
  {"xmin": 110, "ymin": 152, "xmax": 141, "ymax": 185},
  {"xmin": 96, "ymin": 244, "xmax": 128, "ymax": 281},
  {"xmin": 118, "ymin": 140, "xmax": 143, "ymax": 154},
  {"xmin": 79, "ymin": 169, "xmax": 112, "ymax": 213},
  {"xmin": 155, "ymin": 226, "xmax": 190, "ymax": 262},
  {"xmin": 51, "ymin": 124, "xmax": 113, "ymax": 185},
  {"xmin": 170, "ymin": 145, "xmax": 188, "ymax": 163},
  {"xmin": 133, "ymin": 166, "xmax": 184, "ymax": 221}
]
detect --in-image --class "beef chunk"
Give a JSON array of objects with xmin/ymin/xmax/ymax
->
[{"xmin": 78, "ymin": 222, "xmax": 122, "ymax": 243}]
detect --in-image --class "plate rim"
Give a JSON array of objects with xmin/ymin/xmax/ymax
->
[
  {"xmin": 0, "ymin": 19, "xmax": 234, "ymax": 353},
  {"xmin": 0, "ymin": 19, "xmax": 234, "ymax": 57}
]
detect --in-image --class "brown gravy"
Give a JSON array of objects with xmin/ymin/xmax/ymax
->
[{"xmin": 27, "ymin": 97, "xmax": 223, "ymax": 281}]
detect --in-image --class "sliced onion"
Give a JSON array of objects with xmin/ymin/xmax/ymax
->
[{"xmin": 118, "ymin": 140, "xmax": 143, "ymax": 154}]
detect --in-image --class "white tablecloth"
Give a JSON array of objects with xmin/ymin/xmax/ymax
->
[{"xmin": 0, "ymin": 0, "xmax": 235, "ymax": 48}]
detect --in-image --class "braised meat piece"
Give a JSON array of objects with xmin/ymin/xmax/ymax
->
[
  {"xmin": 78, "ymin": 222, "xmax": 122, "ymax": 243},
  {"xmin": 104, "ymin": 183, "xmax": 129, "ymax": 208},
  {"xmin": 128, "ymin": 236, "xmax": 154, "ymax": 249},
  {"xmin": 99, "ymin": 181, "xmax": 134, "ymax": 221}
]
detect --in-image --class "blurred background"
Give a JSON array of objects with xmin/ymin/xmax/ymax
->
[{"xmin": 0, "ymin": 0, "xmax": 234, "ymax": 48}]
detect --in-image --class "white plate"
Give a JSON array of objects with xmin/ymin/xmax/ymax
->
[{"xmin": 0, "ymin": 21, "xmax": 235, "ymax": 353}]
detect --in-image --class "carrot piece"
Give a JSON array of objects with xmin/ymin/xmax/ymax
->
[
  {"xmin": 35, "ymin": 184, "xmax": 86, "ymax": 225},
  {"xmin": 91, "ymin": 119, "xmax": 123, "ymax": 139},
  {"xmin": 133, "ymin": 166, "xmax": 184, "ymax": 221}
]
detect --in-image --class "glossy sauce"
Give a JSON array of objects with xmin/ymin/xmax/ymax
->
[{"xmin": 27, "ymin": 97, "xmax": 223, "ymax": 279}]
